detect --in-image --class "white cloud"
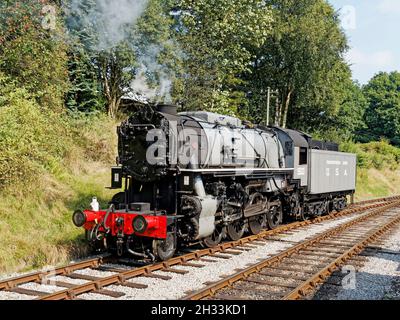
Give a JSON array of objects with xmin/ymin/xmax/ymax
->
[
  {"xmin": 345, "ymin": 48, "xmax": 399, "ymax": 84},
  {"xmin": 346, "ymin": 48, "xmax": 395, "ymax": 69},
  {"xmin": 377, "ymin": 0, "xmax": 400, "ymax": 14}
]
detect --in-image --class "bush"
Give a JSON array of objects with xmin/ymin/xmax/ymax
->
[
  {"xmin": 340, "ymin": 140, "xmax": 400, "ymax": 170},
  {"xmin": 0, "ymin": 72, "xmax": 115, "ymax": 191},
  {"xmin": 1, "ymin": 1, "xmax": 69, "ymax": 111},
  {"xmin": 0, "ymin": 72, "xmax": 118, "ymax": 272}
]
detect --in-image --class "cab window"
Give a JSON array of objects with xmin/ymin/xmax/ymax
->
[{"xmin": 299, "ymin": 147, "xmax": 308, "ymax": 165}]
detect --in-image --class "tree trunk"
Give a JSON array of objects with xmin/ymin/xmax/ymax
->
[
  {"xmin": 274, "ymin": 95, "xmax": 281, "ymax": 126},
  {"xmin": 107, "ymin": 96, "xmax": 121, "ymax": 119},
  {"xmin": 281, "ymin": 89, "xmax": 292, "ymax": 129}
]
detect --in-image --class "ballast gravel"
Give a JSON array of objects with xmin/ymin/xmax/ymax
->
[
  {"xmin": 0, "ymin": 291, "xmax": 33, "ymax": 300},
  {"xmin": 77, "ymin": 212, "xmax": 370, "ymax": 300},
  {"xmin": 318, "ymin": 224, "xmax": 400, "ymax": 300},
  {"xmin": 78, "ymin": 240, "xmax": 291, "ymax": 300},
  {"xmin": 0, "ymin": 207, "xmax": 396, "ymax": 301}
]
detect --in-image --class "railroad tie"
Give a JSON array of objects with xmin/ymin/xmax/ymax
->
[
  {"xmin": 364, "ymin": 247, "xmax": 400, "ymax": 255},
  {"xmin": 181, "ymin": 262, "xmax": 206, "ymax": 268},
  {"xmin": 120, "ymin": 282, "xmax": 148, "ymax": 289},
  {"xmin": 290, "ymin": 254, "xmax": 331, "ymax": 263},
  {"xmin": 40, "ymin": 279, "xmax": 77, "ymax": 289},
  {"xmin": 96, "ymin": 266, "xmax": 128, "ymax": 273},
  {"xmin": 66, "ymin": 272, "xmax": 102, "ymax": 281},
  {"xmin": 161, "ymin": 267, "xmax": 189, "ymax": 275},
  {"xmin": 244, "ymin": 278, "xmax": 298, "ymax": 289},
  {"xmin": 198, "ymin": 257, "xmax": 219, "ymax": 263},
  {"xmin": 230, "ymin": 247, "xmax": 252, "ymax": 252},
  {"xmin": 239, "ymin": 245, "xmax": 259, "ymax": 249},
  {"xmin": 219, "ymin": 250, "xmax": 243, "ymax": 256},
  {"xmin": 92, "ymin": 289, "xmax": 125, "ymax": 298},
  {"xmin": 142, "ymin": 273, "xmax": 172, "ymax": 280},
  {"xmin": 258, "ymin": 271, "xmax": 309, "ymax": 282},
  {"xmin": 8, "ymin": 287, "xmax": 49, "ymax": 297},
  {"xmin": 210, "ymin": 253, "xmax": 232, "ymax": 260},
  {"xmin": 280, "ymin": 260, "xmax": 326, "ymax": 268}
]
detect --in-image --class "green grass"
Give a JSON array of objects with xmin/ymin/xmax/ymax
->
[
  {"xmin": 355, "ymin": 168, "xmax": 400, "ymax": 201},
  {"xmin": 340, "ymin": 140, "xmax": 400, "ymax": 201},
  {"xmin": 0, "ymin": 80, "xmax": 122, "ymax": 273},
  {"xmin": 0, "ymin": 167, "xmax": 119, "ymax": 273}
]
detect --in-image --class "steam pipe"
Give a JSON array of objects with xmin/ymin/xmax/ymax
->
[
  {"xmin": 188, "ymin": 155, "xmax": 206, "ymax": 197},
  {"xmin": 126, "ymin": 242, "xmax": 148, "ymax": 259}
]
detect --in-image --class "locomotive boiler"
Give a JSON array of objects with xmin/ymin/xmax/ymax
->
[{"xmin": 72, "ymin": 105, "xmax": 356, "ymax": 261}]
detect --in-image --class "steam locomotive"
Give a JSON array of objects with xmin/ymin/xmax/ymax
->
[{"xmin": 72, "ymin": 105, "xmax": 356, "ymax": 261}]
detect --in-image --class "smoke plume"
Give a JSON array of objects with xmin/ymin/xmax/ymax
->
[
  {"xmin": 130, "ymin": 44, "xmax": 173, "ymax": 104},
  {"xmin": 67, "ymin": 0, "xmax": 149, "ymax": 51},
  {"xmin": 66, "ymin": 0, "xmax": 175, "ymax": 104}
]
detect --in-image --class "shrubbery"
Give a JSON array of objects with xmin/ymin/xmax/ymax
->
[
  {"xmin": 341, "ymin": 140, "xmax": 400, "ymax": 170},
  {"xmin": 0, "ymin": 72, "xmax": 115, "ymax": 192},
  {"xmin": 0, "ymin": 72, "xmax": 118, "ymax": 272}
]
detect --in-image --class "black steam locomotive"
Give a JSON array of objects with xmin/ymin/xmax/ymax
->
[{"xmin": 72, "ymin": 105, "xmax": 356, "ymax": 261}]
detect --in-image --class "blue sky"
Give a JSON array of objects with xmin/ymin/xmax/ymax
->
[{"xmin": 328, "ymin": 0, "xmax": 400, "ymax": 84}]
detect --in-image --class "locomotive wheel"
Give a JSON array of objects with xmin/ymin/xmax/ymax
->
[
  {"xmin": 248, "ymin": 215, "xmax": 265, "ymax": 235},
  {"xmin": 109, "ymin": 192, "xmax": 125, "ymax": 207},
  {"xmin": 152, "ymin": 233, "xmax": 176, "ymax": 261},
  {"xmin": 203, "ymin": 226, "xmax": 226, "ymax": 248},
  {"xmin": 227, "ymin": 220, "xmax": 245, "ymax": 241},
  {"xmin": 266, "ymin": 207, "xmax": 282, "ymax": 229},
  {"xmin": 300, "ymin": 210, "xmax": 309, "ymax": 221}
]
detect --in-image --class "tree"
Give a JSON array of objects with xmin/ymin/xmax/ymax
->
[
  {"xmin": 333, "ymin": 81, "xmax": 367, "ymax": 141},
  {"xmin": 66, "ymin": 44, "xmax": 105, "ymax": 113},
  {"xmin": 0, "ymin": 0, "xmax": 69, "ymax": 110},
  {"xmin": 362, "ymin": 71, "xmax": 400, "ymax": 145},
  {"xmin": 174, "ymin": 0, "xmax": 273, "ymax": 114},
  {"xmin": 65, "ymin": 0, "xmax": 176, "ymax": 117},
  {"xmin": 309, "ymin": 80, "xmax": 368, "ymax": 142},
  {"xmin": 244, "ymin": 0, "xmax": 350, "ymax": 129}
]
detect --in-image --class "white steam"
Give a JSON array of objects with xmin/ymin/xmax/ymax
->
[
  {"xmin": 129, "ymin": 44, "xmax": 173, "ymax": 104},
  {"xmin": 68, "ymin": 0, "xmax": 149, "ymax": 51},
  {"xmin": 66, "ymin": 0, "xmax": 175, "ymax": 104}
]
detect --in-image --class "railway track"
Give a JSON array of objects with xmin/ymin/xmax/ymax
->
[
  {"xmin": 183, "ymin": 200, "xmax": 400, "ymax": 300},
  {"xmin": 0, "ymin": 195, "xmax": 399, "ymax": 300}
]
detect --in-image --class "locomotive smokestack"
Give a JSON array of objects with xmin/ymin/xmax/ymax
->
[{"xmin": 156, "ymin": 104, "xmax": 177, "ymax": 116}]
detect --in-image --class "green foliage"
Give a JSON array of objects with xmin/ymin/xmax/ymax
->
[
  {"xmin": 245, "ymin": 0, "xmax": 350, "ymax": 129},
  {"xmin": 0, "ymin": 0, "xmax": 69, "ymax": 110},
  {"xmin": 175, "ymin": 0, "xmax": 273, "ymax": 114},
  {"xmin": 0, "ymin": 71, "xmax": 114, "ymax": 190},
  {"xmin": 341, "ymin": 140, "xmax": 400, "ymax": 170},
  {"xmin": 0, "ymin": 69, "xmax": 118, "ymax": 271},
  {"xmin": 310, "ymin": 81, "xmax": 368, "ymax": 142},
  {"xmin": 66, "ymin": 45, "xmax": 105, "ymax": 113},
  {"xmin": 361, "ymin": 71, "xmax": 400, "ymax": 145},
  {"xmin": 65, "ymin": 0, "xmax": 178, "ymax": 116}
]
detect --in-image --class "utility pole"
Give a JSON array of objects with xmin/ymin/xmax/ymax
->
[{"xmin": 266, "ymin": 87, "xmax": 271, "ymax": 127}]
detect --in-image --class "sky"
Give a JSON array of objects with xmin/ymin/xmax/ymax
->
[{"xmin": 328, "ymin": 0, "xmax": 400, "ymax": 84}]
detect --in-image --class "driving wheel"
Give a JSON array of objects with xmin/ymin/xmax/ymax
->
[
  {"xmin": 227, "ymin": 220, "xmax": 245, "ymax": 241},
  {"xmin": 152, "ymin": 233, "xmax": 176, "ymax": 261}
]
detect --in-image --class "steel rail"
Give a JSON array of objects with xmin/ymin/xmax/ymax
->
[
  {"xmin": 0, "ymin": 195, "xmax": 398, "ymax": 299},
  {"xmin": 0, "ymin": 255, "xmax": 110, "ymax": 291},
  {"xmin": 37, "ymin": 199, "xmax": 397, "ymax": 300},
  {"xmin": 282, "ymin": 211, "xmax": 400, "ymax": 299},
  {"xmin": 182, "ymin": 200, "xmax": 400, "ymax": 300}
]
